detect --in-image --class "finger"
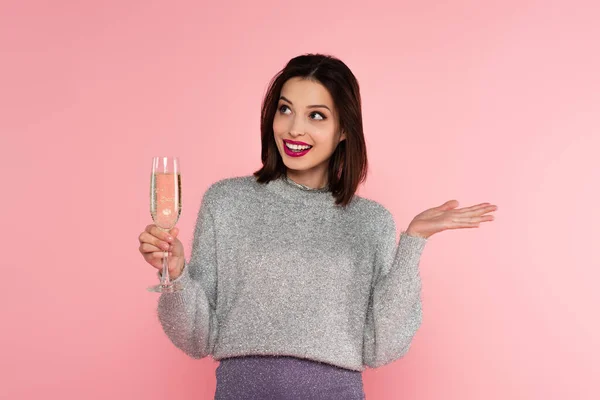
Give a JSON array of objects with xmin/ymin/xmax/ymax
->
[
  {"xmin": 150, "ymin": 251, "xmax": 172, "ymax": 258},
  {"xmin": 139, "ymin": 242, "xmax": 166, "ymax": 254},
  {"xmin": 169, "ymin": 227, "xmax": 179, "ymax": 238},
  {"xmin": 151, "ymin": 225, "xmax": 174, "ymax": 243},
  {"xmin": 456, "ymin": 203, "xmax": 490, "ymax": 213},
  {"xmin": 139, "ymin": 227, "xmax": 156, "ymax": 243},
  {"xmin": 455, "ymin": 210, "xmax": 488, "ymax": 219},
  {"xmin": 139, "ymin": 231, "xmax": 172, "ymax": 251},
  {"xmin": 457, "ymin": 205, "xmax": 497, "ymax": 216},
  {"xmin": 449, "ymin": 219, "xmax": 480, "ymax": 228},
  {"xmin": 145, "ymin": 224, "xmax": 173, "ymax": 242},
  {"xmin": 453, "ymin": 215, "xmax": 494, "ymax": 225},
  {"xmin": 438, "ymin": 200, "xmax": 459, "ymax": 210}
]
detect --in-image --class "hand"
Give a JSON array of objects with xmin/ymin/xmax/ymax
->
[
  {"xmin": 406, "ymin": 200, "xmax": 497, "ymax": 239},
  {"xmin": 138, "ymin": 225, "xmax": 186, "ymax": 280}
]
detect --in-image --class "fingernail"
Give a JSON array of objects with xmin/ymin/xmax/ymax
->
[{"xmin": 167, "ymin": 236, "xmax": 173, "ymax": 242}]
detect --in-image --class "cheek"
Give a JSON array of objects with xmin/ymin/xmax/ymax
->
[
  {"xmin": 272, "ymin": 115, "xmax": 287, "ymax": 134},
  {"xmin": 310, "ymin": 127, "xmax": 337, "ymax": 148}
]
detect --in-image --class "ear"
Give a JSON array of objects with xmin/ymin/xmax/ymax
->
[{"xmin": 339, "ymin": 130, "xmax": 347, "ymax": 142}]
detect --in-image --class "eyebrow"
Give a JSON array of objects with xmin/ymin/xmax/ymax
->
[{"xmin": 279, "ymin": 96, "xmax": 331, "ymax": 112}]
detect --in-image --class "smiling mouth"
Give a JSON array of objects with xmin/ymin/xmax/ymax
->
[{"xmin": 284, "ymin": 141, "xmax": 313, "ymax": 152}]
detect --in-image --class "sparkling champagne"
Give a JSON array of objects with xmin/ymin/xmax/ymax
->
[{"xmin": 150, "ymin": 172, "xmax": 182, "ymax": 230}]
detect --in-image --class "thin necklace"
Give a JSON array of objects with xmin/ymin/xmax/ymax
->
[{"xmin": 282, "ymin": 175, "xmax": 330, "ymax": 192}]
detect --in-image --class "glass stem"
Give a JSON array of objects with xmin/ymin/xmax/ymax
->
[{"xmin": 161, "ymin": 251, "xmax": 171, "ymax": 286}]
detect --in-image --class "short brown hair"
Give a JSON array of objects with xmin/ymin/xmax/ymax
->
[{"xmin": 253, "ymin": 53, "xmax": 368, "ymax": 208}]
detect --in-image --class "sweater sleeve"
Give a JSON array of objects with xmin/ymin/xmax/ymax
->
[
  {"xmin": 362, "ymin": 210, "xmax": 428, "ymax": 368},
  {"xmin": 156, "ymin": 191, "xmax": 219, "ymax": 360}
]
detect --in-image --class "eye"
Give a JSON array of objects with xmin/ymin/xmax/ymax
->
[
  {"xmin": 278, "ymin": 104, "xmax": 327, "ymax": 121},
  {"xmin": 310, "ymin": 112, "xmax": 326, "ymax": 121}
]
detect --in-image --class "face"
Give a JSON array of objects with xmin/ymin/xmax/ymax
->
[{"xmin": 273, "ymin": 77, "xmax": 346, "ymax": 183}]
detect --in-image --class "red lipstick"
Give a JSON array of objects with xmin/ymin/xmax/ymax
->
[
  {"xmin": 282, "ymin": 139, "xmax": 313, "ymax": 158},
  {"xmin": 284, "ymin": 139, "xmax": 312, "ymax": 146}
]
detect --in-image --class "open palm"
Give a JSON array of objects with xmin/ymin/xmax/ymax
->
[{"xmin": 406, "ymin": 200, "xmax": 498, "ymax": 239}]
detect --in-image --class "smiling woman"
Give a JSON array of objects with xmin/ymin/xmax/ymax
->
[
  {"xmin": 254, "ymin": 54, "xmax": 368, "ymax": 206},
  {"xmin": 271, "ymin": 77, "xmax": 346, "ymax": 185},
  {"xmin": 148, "ymin": 54, "xmax": 425, "ymax": 400},
  {"xmin": 144, "ymin": 53, "xmax": 496, "ymax": 400}
]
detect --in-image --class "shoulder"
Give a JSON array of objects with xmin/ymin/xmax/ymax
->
[
  {"xmin": 347, "ymin": 194, "xmax": 396, "ymax": 232},
  {"xmin": 350, "ymin": 195, "xmax": 395, "ymax": 222},
  {"xmin": 201, "ymin": 174, "xmax": 258, "ymax": 207},
  {"xmin": 205, "ymin": 174, "xmax": 255, "ymax": 195}
]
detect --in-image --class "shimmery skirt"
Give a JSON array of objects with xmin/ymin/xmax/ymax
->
[{"xmin": 214, "ymin": 355, "xmax": 366, "ymax": 400}]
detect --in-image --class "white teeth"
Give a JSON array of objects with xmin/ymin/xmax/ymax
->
[{"xmin": 285, "ymin": 142, "xmax": 311, "ymax": 150}]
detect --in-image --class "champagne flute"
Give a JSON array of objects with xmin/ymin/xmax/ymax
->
[{"xmin": 147, "ymin": 156, "xmax": 183, "ymax": 293}]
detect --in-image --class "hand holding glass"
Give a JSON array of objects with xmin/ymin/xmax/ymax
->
[{"xmin": 147, "ymin": 156, "xmax": 183, "ymax": 293}]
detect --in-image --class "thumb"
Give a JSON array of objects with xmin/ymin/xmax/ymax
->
[
  {"xmin": 438, "ymin": 200, "xmax": 459, "ymax": 210},
  {"xmin": 169, "ymin": 227, "xmax": 179, "ymax": 238}
]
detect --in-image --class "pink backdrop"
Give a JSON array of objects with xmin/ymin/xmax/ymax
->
[{"xmin": 2, "ymin": 0, "xmax": 599, "ymax": 399}]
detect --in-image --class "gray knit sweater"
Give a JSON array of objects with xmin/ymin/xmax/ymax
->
[{"xmin": 156, "ymin": 174, "xmax": 428, "ymax": 371}]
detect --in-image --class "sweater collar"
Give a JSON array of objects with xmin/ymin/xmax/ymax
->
[
  {"xmin": 263, "ymin": 175, "xmax": 337, "ymax": 207},
  {"xmin": 282, "ymin": 174, "xmax": 330, "ymax": 192}
]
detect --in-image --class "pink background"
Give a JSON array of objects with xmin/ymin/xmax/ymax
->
[{"xmin": 2, "ymin": 0, "xmax": 599, "ymax": 399}]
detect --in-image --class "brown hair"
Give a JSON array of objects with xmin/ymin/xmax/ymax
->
[{"xmin": 253, "ymin": 53, "xmax": 368, "ymax": 208}]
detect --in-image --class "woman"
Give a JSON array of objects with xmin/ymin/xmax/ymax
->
[{"xmin": 138, "ymin": 54, "xmax": 497, "ymax": 399}]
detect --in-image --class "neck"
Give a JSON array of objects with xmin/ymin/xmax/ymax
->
[{"xmin": 285, "ymin": 171, "xmax": 328, "ymax": 190}]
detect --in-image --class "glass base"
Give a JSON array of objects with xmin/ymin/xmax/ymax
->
[{"xmin": 147, "ymin": 281, "xmax": 183, "ymax": 293}]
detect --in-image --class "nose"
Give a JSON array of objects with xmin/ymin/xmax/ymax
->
[{"xmin": 289, "ymin": 116, "xmax": 305, "ymax": 137}]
